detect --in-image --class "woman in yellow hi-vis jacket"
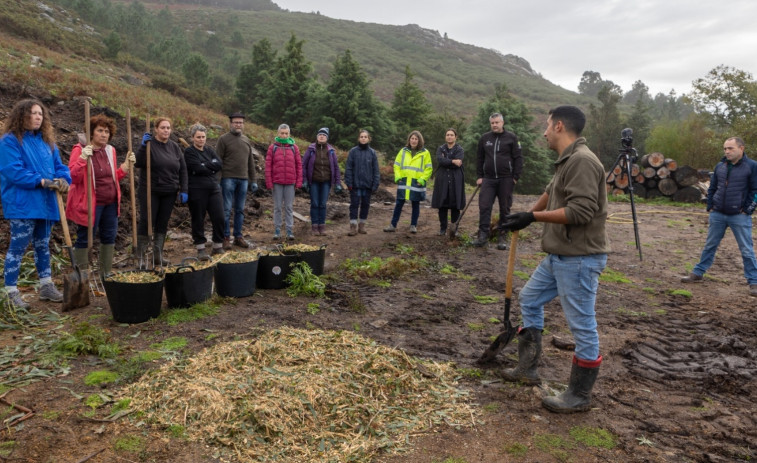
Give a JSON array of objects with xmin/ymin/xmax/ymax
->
[{"xmin": 383, "ymin": 130, "xmax": 433, "ymax": 233}]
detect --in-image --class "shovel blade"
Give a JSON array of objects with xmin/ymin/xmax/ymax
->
[
  {"xmin": 62, "ymin": 268, "xmax": 90, "ymax": 311},
  {"xmin": 477, "ymin": 321, "xmax": 517, "ymax": 364}
]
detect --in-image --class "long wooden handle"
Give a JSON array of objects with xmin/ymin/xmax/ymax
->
[
  {"xmin": 145, "ymin": 114, "xmax": 152, "ymax": 237},
  {"xmin": 85, "ymin": 100, "xmax": 93, "ymax": 252},
  {"xmin": 505, "ymin": 231, "xmax": 519, "ymax": 299},
  {"xmin": 55, "ymin": 192, "xmax": 73, "ymax": 248},
  {"xmin": 127, "ymin": 108, "xmax": 137, "ymax": 249}
]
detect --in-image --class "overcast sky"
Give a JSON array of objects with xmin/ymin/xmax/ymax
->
[{"xmin": 274, "ymin": 0, "xmax": 757, "ymax": 97}]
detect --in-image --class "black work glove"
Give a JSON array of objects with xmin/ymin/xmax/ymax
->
[{"xmin": 502, "ymin": 212, "xmax": 535, "ymax": 231}]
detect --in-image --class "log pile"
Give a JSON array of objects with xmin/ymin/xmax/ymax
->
[{"xmin": 605, "ymin": 152, "xmax": 706, "ymax": 203}]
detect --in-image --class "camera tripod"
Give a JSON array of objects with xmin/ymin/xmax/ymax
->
[{"xmin": 606, "ymin": 146, "xmax": 642, "ymax": 260}]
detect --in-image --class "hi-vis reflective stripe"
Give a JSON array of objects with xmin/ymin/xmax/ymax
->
[{"xmin": 397, "ymin": 184, "xmax": 426, "ymax": 192}]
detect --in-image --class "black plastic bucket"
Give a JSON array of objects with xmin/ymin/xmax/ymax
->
[
  {"xmin": 103, "ymin": 271, "xmax": 164, "ymax": 324},
  {"xmin": 215, "ymin": 259, "xmax": 259, "ymax": 297},
  {"xmin": 257, "ymin": 253, "xmax": 302, "ymax": 289},
  {"xmin": 164, "ymin": 259, "xmax": 214, "ymax": 308},
  {"xmin": 299, "ymin": 246, "xmax": 326, "ymax": 275}
]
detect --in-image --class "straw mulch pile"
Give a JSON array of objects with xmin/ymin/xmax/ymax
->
[{"xmin": 124, "ymin": 327, "xmax": 478, "ymax": 462}]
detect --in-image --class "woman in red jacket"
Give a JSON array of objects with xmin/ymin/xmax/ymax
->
[
  {"xmin": 265, "ymin": 124, "xmax": 302, "ymax": 240},
  {"xmin": 66, "ymin": 114, "xmax": 134, "ymax": 279}
]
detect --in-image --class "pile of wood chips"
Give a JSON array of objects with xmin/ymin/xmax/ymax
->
[{"xmin": 124, "ymin": 327, "xmax": 478, "ymax": 462}]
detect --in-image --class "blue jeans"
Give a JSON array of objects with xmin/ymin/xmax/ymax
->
[
  {"xmin": 4, "ymin": 219, "xmax": 53, "ymax": 287},
  {"xmin": 391, "ymin": 198, "xmax": 420, "ymax": 227},
  {"xmin": 518, "ymin": 253, "xmax": 607, "ymax": 360},
  {"xmin": 309, "ymin": 181, "xmax": 331, "ymax": 225},
  {"xmin": 221, "ymin": 178, "xmax": 248, "ymax": 238},
  {"xmin": 74, "ymin": 202, "xmax": 118, "ymax": 248},
  {"xmin": 693, "ymin": 211, "xmax": 757, "ymax": 284}
]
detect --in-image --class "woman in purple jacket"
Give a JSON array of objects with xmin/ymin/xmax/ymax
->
[{"xmin": 302, "ymin": 127, "xmax": 342, "ymax": 235}]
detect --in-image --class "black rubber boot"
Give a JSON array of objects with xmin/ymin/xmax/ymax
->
[
  {"xmin": 497, "ymin": 230, "xmax": 509, "ymax": 250},
  {"xmin": 98, "ymin": 244, "xmax": 115, "ymax": 280},
  {"xmin": 501, "ymin": 327, "xmax": 542, "ymax": 384},
  {"xmin": 542, "ymin": 356, "xmax": 602, "ymax": 413},
  {"xmin": 472, "ymin": 231, "xmax": 489, "ymax": 247},
  {"xmin": 153, "ymin": 233, "xmax": 170, "ymax": 267}
]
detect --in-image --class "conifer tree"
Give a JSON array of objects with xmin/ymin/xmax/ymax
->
[
  {"xmin": 236, "ymin": 38, "xmax": 277, "ymax": 120},
  {"xmin": 389, "ymin": 66, "xmax": 431, "ymax": 153},
  {"xmin": 307, "ymin": 50, "xmax": 391, "ymax": 150},
  {"xmin": 256, "ymin": 34, "xmax": 316, "ymax": 131}
]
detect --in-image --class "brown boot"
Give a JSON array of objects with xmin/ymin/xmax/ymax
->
[
  {"xmin": 318, "ymin": 224, "xmax": 327, "ymax": 236},
  {"xmin": 358, "ymin": 222, "xmax": 367, "ymax": 234},
  {"xmin": 348, "ymin": 223, "xmax": 358, "ymax": 236},
  {"xmin": 311, "ymin": 224, "xmax": 319, "ymax": 235}
]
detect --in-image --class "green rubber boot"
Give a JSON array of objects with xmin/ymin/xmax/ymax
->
[{"xmin": 98, "ymin": 244, "xmax": 115, "ymax": 280}]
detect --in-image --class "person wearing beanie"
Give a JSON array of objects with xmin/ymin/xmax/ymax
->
[
  {"xmin": 216, "ymin": 112, "xmax": 258, "ymax": 249},
  {"xmin": 302, "ymin": 127, "xmax": 342, "ymax": 235}
]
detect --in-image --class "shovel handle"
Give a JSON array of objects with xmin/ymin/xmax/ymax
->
[
  {"xmin": 127, "ymin": 108, "xmax": 138, "ymax": 250},
  {"xmin": 146, "ymin": 114, "xmax": 152, "ymax": 237},
  {"xmin": 55, "ymin": 191, "xmax": 73, "ymax": 248},
  {"xmin": 84, "ymin": 100, "xmax": 93, "ymax": 252},
  {"xmin": 505, "ymin": 231, "xmax": 518, "ymax": 299}
]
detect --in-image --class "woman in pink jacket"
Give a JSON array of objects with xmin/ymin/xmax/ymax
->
[
  {"xmin": 66, "ymin": 114, "xmax": 134, "ymax": 280},
  {"xmin": 265, "ymin": 124, "xmax": 302, "ymax": 240}
]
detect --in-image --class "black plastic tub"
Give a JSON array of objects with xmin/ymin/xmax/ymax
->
[
  {"xmin": 298, "ymin": 245, "xmax": 326, "ymax": 275},
  {"xmin": 215, "ymin": 259, "xmax": 259, "ymax": 297},
  {"xmin": 164, "ymin": 259, "xmax": 214, "ymax": 308},
  {"xmin": 103, "ymin": 271, "xmax": 164, "ymax": 324},
  {"xmin": 257, "ymin": 253, "xmax": 302, "ymax": 289}
]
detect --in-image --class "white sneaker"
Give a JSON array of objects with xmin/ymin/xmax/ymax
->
[{"xmin": 6, "ymin": 290, "xmax": 30, "ymax": 309}]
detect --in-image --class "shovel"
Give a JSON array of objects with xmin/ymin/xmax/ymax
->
[
  {"xmin": 447, "ymin": 184, "xmax": 480, "ymax": 240},
  {"xmin": 126, "ymin": 109, "xmax": 137, "ymax": 260},
  {"xmin": 56, "ymin": 191, "xmax": 90, "ymax": 311},
  {"xmin": 478, "ymin": 230, "xmax": 519, "ymax": 363}
]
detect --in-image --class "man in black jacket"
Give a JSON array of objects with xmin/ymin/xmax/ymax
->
[{"xmin": 472, "ymin": 113, "xmax": 523, "ymax": 249}]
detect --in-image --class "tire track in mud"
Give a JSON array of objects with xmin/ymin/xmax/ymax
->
[{"xmin": 611, "ymin": 303, "xmax": 757, "ymax": 461}]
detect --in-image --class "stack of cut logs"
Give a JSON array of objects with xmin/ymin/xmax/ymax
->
[{"xmin": 605, "ymin": 152, "xmax": 706, "ymax": 203}]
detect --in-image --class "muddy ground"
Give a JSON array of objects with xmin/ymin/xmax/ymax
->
[
  {"xmin": 0, "ymin": 95, "xmax": 755, "ymax": 462},
  {"xmin": 2, "ymin": 188, "xmax": 756, "ymax": 463}
]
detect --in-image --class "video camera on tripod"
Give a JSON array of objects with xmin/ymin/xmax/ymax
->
[{"xmin": 607, "ymin": 128, "xmax": 643, "ymax": 260}]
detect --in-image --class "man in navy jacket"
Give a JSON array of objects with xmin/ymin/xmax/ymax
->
[{"xmin": 682, "ymin": 137, "xmax": 757, "ymax": 296}]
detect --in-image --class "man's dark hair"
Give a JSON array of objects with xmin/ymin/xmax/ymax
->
[
  {"xmin": 548, "ymin": 105, "xmax": 586, "ymax": 135},
  {"xmin": 726, "ymin": 136, "xmax": 745, "ymax": 148}
]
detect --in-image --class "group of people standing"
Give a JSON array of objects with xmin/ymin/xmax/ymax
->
[{"xmin": 10, "ymin": 96, "xmax": 757, "ymax": 419}]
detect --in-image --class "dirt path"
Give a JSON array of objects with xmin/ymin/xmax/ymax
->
[{"xmin": 1, "ymin": 190, "xmax": 756, "ymax": 462}]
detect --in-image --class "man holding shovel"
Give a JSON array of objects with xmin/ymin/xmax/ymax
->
[{"xmin": 500, "ymin": 105, "xmax": 608, "ymax": 414}]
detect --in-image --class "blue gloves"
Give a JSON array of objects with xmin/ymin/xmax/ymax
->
[
  {"xmin": 502, "ymin": 212, "xmax": 535, "ymax": 231},
  {"xmin": 141, "ymin": 132, "xmax": 152, "ymax": 146},
  {"xmin": 179, "ymin": 192, "xmax": 188, "ymax": 204},
  {"xmin": 249, "ymin": 182, "xmax": 258, "ymax": 194},
  {"xmin": 302, "ymin": 181, "xmax": 309, "ymax": 193},
  {"xmin": 335, "ymin": 183, "xmax": 343, "ymax": 193}
]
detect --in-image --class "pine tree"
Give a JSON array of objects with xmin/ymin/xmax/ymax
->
[
  {"xmin": 462, "ymin": 83, "xmax": 551, "ymax": 195},
  {"xmin": 389, "ymin": 66, "xmax": 431, "ymax": 153},
  {"xmin": 256, "ymin": 34, "xmax": 316, "ymax": 131},
  {"xmin": 235, "ymin": 38, "xmax": 277, "ymax": 120},
  {"xmin": 306, "ymin": 50, "xmax": 392, "ymax": 150},
  {"xmin": 586, "ymin": 85, "xmax": 623, "ymax": 167}
]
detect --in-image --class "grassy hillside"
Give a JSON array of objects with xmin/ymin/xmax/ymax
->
[
  {"xmin": 1, "ymin": 0, "xmax": 596, "ymax": 138},
  {"xmin": 147, "ymin": 4, "xmax": 594, "ymax": 117}
]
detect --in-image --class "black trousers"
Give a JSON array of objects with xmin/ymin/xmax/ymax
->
[
  {"xmin": 137, "ymin": 189, "xmax": 176, "ymax": 236},
  {"xmin": 189, "ymin": 186, "xmax": 225, "ymax": 245},
  {"xmin": 478, "ymin": 177, "xmax": 514, "ymax": 235},
  {"xmin": 438, "ymin": 208, "xmax": 460, "ymax": 230}
]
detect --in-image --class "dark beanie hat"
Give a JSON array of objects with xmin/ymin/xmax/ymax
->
[
  {"xmin": 317, "ymin": 127, "xmax": 329, "ymax": 137},
  {"xmin": 229, "ymin": 112, "xmax": 245, "ymax": 120}
]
